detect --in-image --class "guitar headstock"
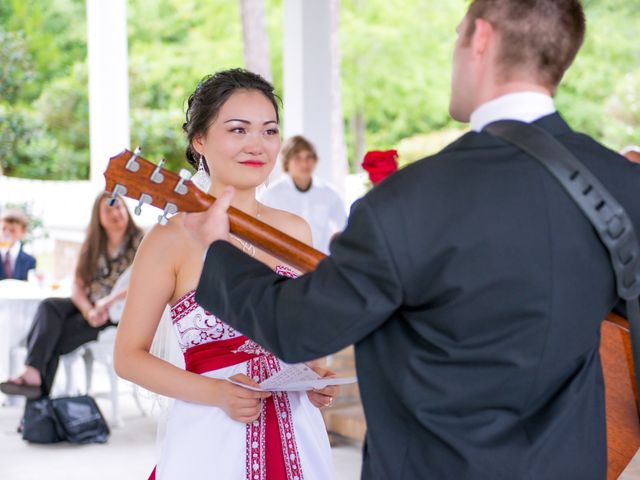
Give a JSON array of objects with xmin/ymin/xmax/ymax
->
[{"xmin": 104, "ymin": 148, "xmax": 213, "ymax": 224}]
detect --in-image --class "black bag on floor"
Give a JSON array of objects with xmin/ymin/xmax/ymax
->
[
  {"xmin": 22, "ymin": 397, "xmax": 64, "ymax": 444},
  {"xmin": 22, "ymin": 394, "xmax": 110, "ymax": 445}
]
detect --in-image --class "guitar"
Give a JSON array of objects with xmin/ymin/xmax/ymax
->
[
  {"xmin": 105, "ymin": 149, "xmax": 640, "ymax": 477},
  {"xmin": 103, "ymin": 148, "xmax": 326, "ymax": 272},
  {"xmin": 601, "ymin": 314, "xmax": 640, "ymax": 479}
]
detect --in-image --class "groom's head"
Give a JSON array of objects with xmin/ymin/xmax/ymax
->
[{"xmin": 449, "ymin": 0, "xmax": 586, "ymax": 122}]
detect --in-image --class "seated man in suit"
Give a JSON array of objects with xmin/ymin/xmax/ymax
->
[{"xmin": 0, "ymin": 209, "xmax": 36, "ymax": 281}]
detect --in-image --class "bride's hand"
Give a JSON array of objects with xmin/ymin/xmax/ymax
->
[
  {"xmin": 215, "ymin": 374, "xmax": 271, "ymax": 424},
  {"xmin": 306, "ymin": 366, "xmax": 339, "ymax": 409}
]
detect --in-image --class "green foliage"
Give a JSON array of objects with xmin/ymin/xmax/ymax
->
[
  {"xmin": 602, "ymin": 70, "xmax": 640, "ymax": 149},
  {"xmin": 0, "ymin": 27, "xmax": 35, "ymax": 103},
  {"xmin": 556, "ymin": 0, "xmax": 640, "ymax": 149},
  {"xmin": 1, "ymin": 0, "xmax": 86, "ymax": 101},
  {"xmin": 130, "ymin": 107, "xmax": 187, "ymax": 173},
  {"xmin": 0, "ymin": 0, "xmax": 88, "ymax": 179},
  {"xmin": 1, "ymin": 0, "xmax": 638, "ymax": 180},
  {"xmin": 126, "ymin": 0, "xmax": 246, "ymax": 170},
  {"xmin": 341, "ymin": 0, "xmax": 465, "ymax": 156},
  {"xmin": 0, "ymin": 104, "xmax": 56, "ymax": 178},
  {"xmin": 396, "ymin": 128, "xmax": 467, "ymax": 167}
]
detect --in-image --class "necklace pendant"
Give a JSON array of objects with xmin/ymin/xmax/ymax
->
[
  {"xmin": 230, "ymin": 233, "xmax": 256, "ymax": 257},
  {"xmin": 243, "ymin": 242, "xmax": 256, "ymax": 257}
]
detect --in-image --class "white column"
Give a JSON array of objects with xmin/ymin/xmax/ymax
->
[
  {"xmin": 282, "ymin": 0, "xmax": 347, "ymax": 191},
  {"xmin": 86, "ymin": 0, "xmax": 130, "ymax": 188}
]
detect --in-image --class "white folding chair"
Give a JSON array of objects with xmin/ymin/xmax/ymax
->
[{"xmin": 60, "ymin": 267, "xmax": 145, "ymax": 427}]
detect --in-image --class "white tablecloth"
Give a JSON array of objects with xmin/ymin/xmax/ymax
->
[{"xmin": 0, "ymin": 280, "xmax": 68, "ymax": 402}]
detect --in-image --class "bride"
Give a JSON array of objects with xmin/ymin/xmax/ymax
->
[{"xmin": 114, "ymin": 69, "xmax": 337, "ymax": 480}]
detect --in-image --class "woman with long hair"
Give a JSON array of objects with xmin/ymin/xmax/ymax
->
[
  {"xmin": 114, "ymin": 69, "xmax": 337, "ymax": 480},
  {"xmin": 0, "ymin": 191, "xmax": 143, "ymax": 399}
]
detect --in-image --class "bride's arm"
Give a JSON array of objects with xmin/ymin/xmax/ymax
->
[{"xmin": 114, "ymin": 220, "xmax": 270, "ymax": 423}]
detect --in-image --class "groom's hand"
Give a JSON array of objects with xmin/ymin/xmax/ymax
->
[{"xmin": 183, "ymin": 186, "xmax": 235, "ymax": 257}]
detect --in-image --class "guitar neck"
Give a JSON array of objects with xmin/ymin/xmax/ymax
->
[
  {"xmin": 104, "ymin": 149, "xmax": 325, "ymax": 273},
  {"xmin": 228, "ymin": 204, "xmax": 325, "ymax": 272}
]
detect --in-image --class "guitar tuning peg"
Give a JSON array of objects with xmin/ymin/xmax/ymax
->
[
  {"xmin": 150, "ymin": 158, "xmax": 166, "ymax": 184},
  {"xmin": 157, "ymin": 202, "xmax": 177, "ymax": 226},
  {"xmin": 134, "ymin": 193, "xmax": 152, "ymax": 216},
  {"xmin": 174, "ymin": 169, "xmax": 192, "ymax": 195},
  {"xmin": 126, "ymin": 146, "xmax": 142, "ymax": 172},
  {"xmin": 107, "ymin": 184, "xmax": 128, "ymax": 207}
]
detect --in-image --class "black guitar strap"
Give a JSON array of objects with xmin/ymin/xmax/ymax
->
[{"xmin": 485, "ymin": 120, "xmax": 640, "ymax": 409}]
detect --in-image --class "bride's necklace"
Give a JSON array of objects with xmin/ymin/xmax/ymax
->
[{"xmin": 229, "ymin": 203, "xmax": 261, "ymax": 257}]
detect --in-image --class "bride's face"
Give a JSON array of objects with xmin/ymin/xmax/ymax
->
[{"xmin": 193, "ymin": 89, "xmax": 281, "ymax": 191}]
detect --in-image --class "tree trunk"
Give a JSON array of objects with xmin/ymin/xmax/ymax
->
[
  {"xmin": 239, "ymin": 0, "xmax": 272, "ymax": 82},
  {"xmin": 330, "ymin": 0, "xmax": 348, "ymax": 181},
  {"xmin": 351, "ymin": 0, "xmax": 365, "ymax": 172},
  {"xmin": 352, "ymin": 110, "xmax": 365, "ymax": 171}
]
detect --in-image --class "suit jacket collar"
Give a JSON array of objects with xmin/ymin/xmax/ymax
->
[{"xmin": 444, "ymin": 113, "xmax": 573, "ymax": 154}]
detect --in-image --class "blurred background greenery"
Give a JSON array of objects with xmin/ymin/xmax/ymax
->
[{"xmin": 1, "ymin": 0, "xmax": 638, "ymax": 178}]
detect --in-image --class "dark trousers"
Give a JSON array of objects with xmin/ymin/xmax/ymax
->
[{"xmin": 25, "ymin": 297, "xmax": 112, "ymax": 395}]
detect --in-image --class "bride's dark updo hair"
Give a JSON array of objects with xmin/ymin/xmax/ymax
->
[{"xmin": 182, "ymin": 68, "xmax": 281, "ymax": 173}]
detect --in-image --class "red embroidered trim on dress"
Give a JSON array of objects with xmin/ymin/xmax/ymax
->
[
  {"xmin": 164, "ymin": 266, "xmax": 303, "ymax": 479},
  {"xmin": 245, "ymin": 356, "xmax": 305, "ymax": 480},
  {"xmin": 274, "ymin": 265, "xmax": 299, "ymax": 278},
  {"xmin": 171, "ymin": 290, "xmax": 239, "ymax": 352}
]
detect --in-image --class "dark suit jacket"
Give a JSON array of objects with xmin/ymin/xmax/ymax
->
[
  {"xmin": 196, "ymin": 113, "xmax": 640, "ymax": 479},
  {"xmin": 0, "ymin": 244, "xmax": 36, "ymax": 281}
]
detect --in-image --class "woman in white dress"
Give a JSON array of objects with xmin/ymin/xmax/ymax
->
[{"xmin": 114, "ymin": 69, "xmax": 337, "ymax": 480}]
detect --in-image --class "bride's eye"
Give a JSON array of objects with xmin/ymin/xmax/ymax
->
[{"xmin": 230, "ymin": 127, "xmax": 246, "ymax": 134}]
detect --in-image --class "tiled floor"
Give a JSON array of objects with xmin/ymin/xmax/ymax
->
[
  {"xmin": 0, "ymin": 370, "xmax": 362, "ymax": 479},
  {"xmin": 5, "ymin": 380, "xmax": 640, "ymax": 479}
]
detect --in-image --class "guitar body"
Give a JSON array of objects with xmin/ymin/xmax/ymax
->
[{"xmin": 602, "ymin": 314, "xmax": 640, "ymax": 479}]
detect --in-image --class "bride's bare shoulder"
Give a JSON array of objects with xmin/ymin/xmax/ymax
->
[
  {"xmin": 137, "ymin": 213, "xmax": 192, "ymax": 256},
  {"xmin": 261, "ymin": 205, "xmax": 312, "ymax": 245}
]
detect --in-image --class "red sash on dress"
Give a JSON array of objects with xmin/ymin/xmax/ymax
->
[{"xmin": 149, "ymin": 336, "xmax": 304, "ymax": 480}]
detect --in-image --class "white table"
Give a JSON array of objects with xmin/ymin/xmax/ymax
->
[{"xmin": 0, "ymin": 280, "xmax": 68, "ymax": 404}]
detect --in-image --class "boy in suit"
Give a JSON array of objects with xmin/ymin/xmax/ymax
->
[{"xmin": 1, "ymin": 209, "xmax": 36, "ymax": 281}]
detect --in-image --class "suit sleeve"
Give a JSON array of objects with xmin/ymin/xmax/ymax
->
[{"xmin": 195, "ymin": 198, "xmax": 404, "ymax": 363}]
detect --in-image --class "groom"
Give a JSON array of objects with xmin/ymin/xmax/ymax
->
[{"xmin": 185, "ymin": 1, "xmax": 640, "ymax": 478}]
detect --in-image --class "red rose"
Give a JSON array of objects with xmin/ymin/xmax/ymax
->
[{"xmin": 361, "ymin": 150, "xmax": 398, "ymax": 185}]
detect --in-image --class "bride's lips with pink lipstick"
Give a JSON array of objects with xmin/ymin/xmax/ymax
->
[{"xmin": 239, "ymin": 160, "xmax": 266, "ymax": 168}]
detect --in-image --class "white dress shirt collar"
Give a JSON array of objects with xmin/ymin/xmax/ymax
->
[{"xmin": 470, "ymin": 92, "xmax": 556, "ymax": 132}]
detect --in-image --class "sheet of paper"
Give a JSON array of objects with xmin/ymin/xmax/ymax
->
[
  {"xmin": 226, "ymin": 362, "xmax": 358, "ymax": 392},
  {"xmin": 259, "ymin": 362, "xmax": 320, "ymax": 389}
]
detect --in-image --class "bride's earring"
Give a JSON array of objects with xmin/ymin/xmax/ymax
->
[
  {"xmin": 198, "ymin": 155, "xmax": 209, "ymax": 176},
  {"xmin": 192, "ymin": 154, "xmax": 212, "ymax": 192}
]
